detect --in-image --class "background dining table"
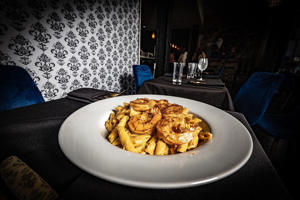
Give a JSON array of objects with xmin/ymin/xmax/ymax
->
[
  {"xmin": 138, "ymin": 76, "xmax": 235, "ymax": 111},
  {"xmin": 0, "ymin": 90, "xmax": 291, "ymax": 200}
]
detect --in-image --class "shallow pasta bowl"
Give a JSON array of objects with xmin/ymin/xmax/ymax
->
[{"xmin": 58, "ymin": 94, "xmax": 253, "ymax": 189}]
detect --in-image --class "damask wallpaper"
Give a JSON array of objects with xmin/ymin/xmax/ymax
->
[{"xmin": 0, "ymin": 0, "xmax": 140, "ymax": 101}]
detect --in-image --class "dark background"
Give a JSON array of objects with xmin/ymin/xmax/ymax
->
[
  {"xmin": 141, "ymin": 0, "xmax": 299, "ymax": 94},
  {"xmin": 141, "ymin": 1, "xmax": 299, "ymax": 198}
]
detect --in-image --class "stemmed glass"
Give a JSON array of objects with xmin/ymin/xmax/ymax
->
[{"xmin": 197, "ymin": 58, "xmax": 208, "ymax": 81}]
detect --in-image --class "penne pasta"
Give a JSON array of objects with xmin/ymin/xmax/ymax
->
[
  {"xmin": 177, "ymin": 143, "xmax": 188, "ymax": 153},
  {"xmin": 131, "ymin": 134, "xmax": 151, "ymax": 146},
  {"xmin": 169, "ymin": 145, "xmax": 177, "ymax": 154},
  {"xmin": 164, "ymin": 145, "xmax": 169, "ymax": 155},
  {"xmin": 111, "ymin": 137, "xmax": 121, "ymax": 146},
  {"xmin": 145, "ymin": 135, "xmax": 157, "ymax": 155},
  {"xmin": 105, "ymin": 98, "xmax": 212, "ymax": 155},
  {"xmin": 117, "ymin": 116, "xmax": 137, "ymax": 153},
  {"xmin": 188, "ymin": 134, "xmax": 199, "ymax": 150},
  {"xmin": 108, "ymin": 127, "xmax": 118, "ymax": 143},
  {"xmin": 155, "ymin": 139, "xmax": 167, "ymax": 155}
]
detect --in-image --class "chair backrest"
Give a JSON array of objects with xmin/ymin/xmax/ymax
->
[
  {"xmin": 217, "ymin": 66, "xmax": 224, "ymax": 77},
  {"xmin": 0, "ymin": 65, "xmax": 44, "ymax": 112},
  {"xmin": 233, "ymin": 72, "xmax": 285, "ymax": 125},
  {"xmin": 132, "ymin": 65, "xmax": 153, "ymax": 92}
]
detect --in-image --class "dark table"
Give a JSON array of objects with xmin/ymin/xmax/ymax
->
[
  {"xmin": 0, "ymin": 97, "xmax": 291, "ymax": 200},
  {"xmin": 138, "ymin": 76, "xmax": 235, "ymax": 111}
]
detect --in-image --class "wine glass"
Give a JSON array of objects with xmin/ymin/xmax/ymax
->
[{"xmin": 197, "ymin": 58, "xmax": 208, "ymax": 81}]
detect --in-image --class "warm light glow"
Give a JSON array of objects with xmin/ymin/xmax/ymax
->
[
  {"xmin": 151, "ymin": 32, "xmax": 155, "ymax": 39},
  {"xmin": 170, "ymin": 43, "xmax": 180, "ymax": 50}
]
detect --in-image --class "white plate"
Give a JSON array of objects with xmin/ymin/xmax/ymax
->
[{"xmin": 58, "ymin": 94, "xmax": 253, "ymax": 189}]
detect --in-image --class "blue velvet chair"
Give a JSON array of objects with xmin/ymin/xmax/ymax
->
[
  {"xmin": 257, "ymin": 108, "xmax": 299, "ymax": 139},
  {"xmin": 233, "ymin": 72, "xmax": 285, "ymax": 125},
  {"xmin": 132, "ymin": 65, "xmax": 153, "ymax": 92},
  {"xmin": 0, "ymin": 65, "xmax": 44, "ymax": 112},
  {"xmin": 256, "ymin": 95, "xmax": 299, "ymax": 156},
  {"xmin": 233, "ymin": 72, "xmax": 294, "ymax": 156}
]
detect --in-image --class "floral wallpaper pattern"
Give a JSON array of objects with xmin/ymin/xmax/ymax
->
[{"xmin": 0, "ymin": 0, "xmax": 140, "ymax": 101}]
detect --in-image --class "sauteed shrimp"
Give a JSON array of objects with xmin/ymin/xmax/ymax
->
[{"xmin": 128, "ymin": 106, "xmax": 162, "ymax": 135}]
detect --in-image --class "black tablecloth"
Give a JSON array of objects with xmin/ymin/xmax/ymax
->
[
  {"xmin": 0, "ymin": 98, "xmax": 291, "ymax": 200},
  {"xmin": 138, "ymin": 76, "xmax": 235, "ymax": 111}
]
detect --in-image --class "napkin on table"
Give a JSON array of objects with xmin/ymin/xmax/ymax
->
[{"xmin": 66, "ymin": 88, "xmax": 111, "ymax": 103}]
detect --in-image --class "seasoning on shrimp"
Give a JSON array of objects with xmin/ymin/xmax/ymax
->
[
  {"xmin": 129, "ymin": 98, "xmax": 156, "ymax": 111},
  {"xmin": 128, "ymin": 106, "xmax": 162, "ymax": 135}
]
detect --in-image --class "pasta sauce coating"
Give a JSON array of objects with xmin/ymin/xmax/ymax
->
[{"xmin": 105, "ymin": 98, "xmax": 212, "ymax": 155}]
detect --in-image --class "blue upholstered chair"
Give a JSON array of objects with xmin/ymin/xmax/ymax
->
[
  {"xmin": 256, "ymin": 91, "xmax": 299, "ymax": 156},
  {"xmin": 0, "ymin": 65, "xmax": 44, "ymax": 112},
  {"xmin": 132, "ymin": 65, "xmax": 153, "ymax": 92},
  {"xmin": 233, "ymin": 72, "xmax": 294, "ymax": 156},
  {"xmin": 233, "ymin": 72, "xmax": 285, "ymax": 126},
  {"xmin": 257, "ymin": 108, "xmax": 299, "ymax": 140},
  {"xmin": 217, "ymin": 66, "xmax": 225, "ymax": 78}
]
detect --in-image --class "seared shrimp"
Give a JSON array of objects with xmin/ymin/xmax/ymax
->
[
  {"xmin": 128, "ymin": 106, "xmax": 162, "ymax": 135},
  {"xmin": 155, "ymin": 99, "xmax": 170, "ymax": 112},
  {"xmin": 156, "ymin": 117, "xmax": 201, "ymax": 145},
  {"xmin": 130, "ymin": 98, "xmax": 156, "ymax": 111},
  {"xmin": 162, "ymin": 104, "xmax": 188, "ymax": 118}
]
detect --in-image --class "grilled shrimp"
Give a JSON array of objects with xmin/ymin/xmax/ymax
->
[{"xmin": 128, "ymin": 106, "xmax": 162, "ymax": 135}]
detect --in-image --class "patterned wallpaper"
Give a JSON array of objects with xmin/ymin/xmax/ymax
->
[{"xmin": 0, "ymin": 0, "xmax": 140, "ymax": 101}]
